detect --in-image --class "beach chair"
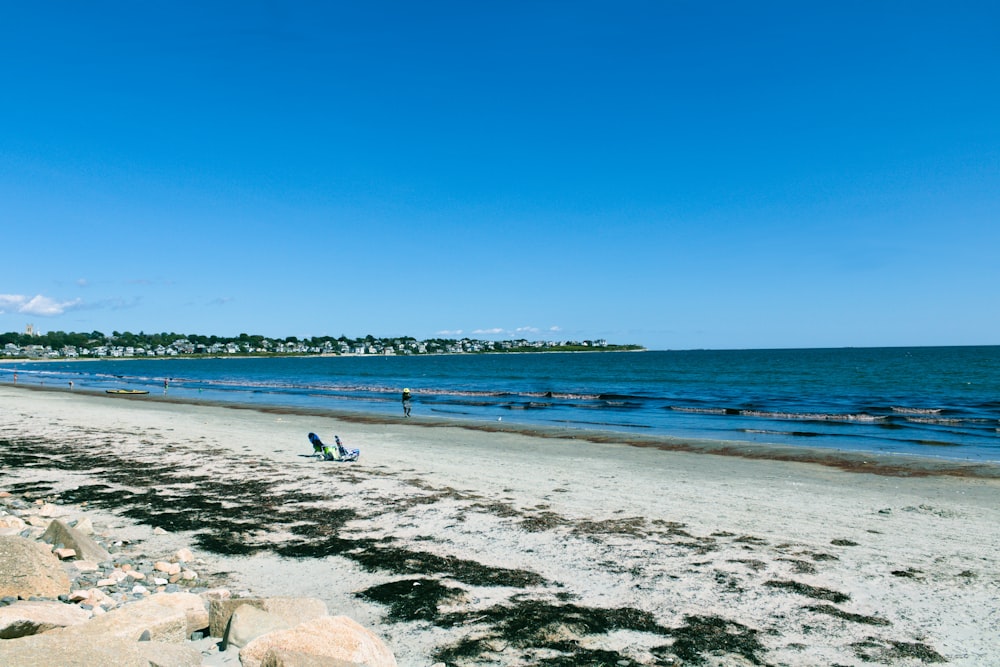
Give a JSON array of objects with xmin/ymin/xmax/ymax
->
[
  {"xmin": 308, "ymin": 432, "xmax": 324, "ymax": 458},
  {"xmin": 307, "ymin": 432, "xmax": 360, "ymax": 462}
]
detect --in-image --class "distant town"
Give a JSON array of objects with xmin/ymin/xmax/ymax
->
[{"xmin": 0, "ymin": 325, "xmax": 644, "ymax": 359}]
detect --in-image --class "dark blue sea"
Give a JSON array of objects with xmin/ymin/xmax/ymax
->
[{"xmin": 5, "ymin": 346, "xmax": 1000, "ymax": 463}]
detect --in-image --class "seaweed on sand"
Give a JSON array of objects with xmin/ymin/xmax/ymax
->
[
  {"xmin": 432, "ymin": 599, "xmax": 668, "ymax": 666},
  {"xmin": 765, "ymin": 579, "xmax": 850, "ymax": 603},
  {"xmin": 852, "ymin": 637, "xmax": 945, "ymax": 663},
  {"xmin": 347, "ymin": 544, "xmax": 548, "ymax": 588},
  {"xmin": 670, "ymin": 615, "xmax": 769, "ymax": 666},
  {"xmin": 805, "ymin": 604, "xmax": 891, "ymax": 626},
  {"xmin": 356, "ymin": 577, "xmax": 467, "ymax": 622}
]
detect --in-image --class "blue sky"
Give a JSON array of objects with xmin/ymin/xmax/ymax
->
[{"xmin": 2, "ymin": 2, "xmax": 997, "ymax": 350}]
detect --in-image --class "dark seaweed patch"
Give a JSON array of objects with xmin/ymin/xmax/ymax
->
[
  {"xmin": 520, "ymin": 511, "xmax": 565, "ymax": 532},
  {"xmin": 852, "ymin": 637, "xmax": 946, "ymax": 663},
  {"xmin": 891, "ymin": 567, "xmax": 923, "ymax": 579},
  {"xmin": 778, "ymin": 558, "xmax": 817, "ymax": 575},
  {"xmin": 572, "ymin": 516, "xmax": 647, "ymax": 537},
  {"xmin": 356, "ymin": 577, "xmax": 466, "ymax": 622},
  {"xmin": 670, "ymin": 615, "xmax": 768, "ymax": 666},
  {"xmin": 765, "ymin": 580, "xmax": 849, "ymax": 603},
  {"xmin": 4, "ymin": 481, "xmax": 55, "ymax": 496},
  {"xmin": 433, "ymin": 600, "xmax": 667, "ymax": 665},
  {"xmin": 805, "ymin": 604, "xmax": 891, "ymax": 626},
  {"xmin": 830, "ymin": 539, "xmax": 858, "ymax": 547},
  {"xmin": 348, "ymin": 545, "xmax": 547, "ymax": 588}
]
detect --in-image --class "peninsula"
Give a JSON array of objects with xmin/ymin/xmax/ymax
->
[{"xmin": 1, "ymin": 330, "xmax": 644, "ymax": 360}]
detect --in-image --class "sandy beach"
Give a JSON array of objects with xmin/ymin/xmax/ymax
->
[{"xmin": 1, "ymin": 384, "xmax": 998, "ymax": 666}]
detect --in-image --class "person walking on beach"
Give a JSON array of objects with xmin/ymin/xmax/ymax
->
[{"xmin": 402, "ymin": 388, "xmax": 412, "ymax": 417}]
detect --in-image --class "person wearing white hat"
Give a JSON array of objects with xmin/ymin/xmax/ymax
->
[{"xmin": 402, "ymin": 387, "xmax": 412, "ymax": 417}]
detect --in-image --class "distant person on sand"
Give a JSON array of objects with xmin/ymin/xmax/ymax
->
[{"xmin": 402, "ymin": 388, "xmax": 412, "ymax": 417}]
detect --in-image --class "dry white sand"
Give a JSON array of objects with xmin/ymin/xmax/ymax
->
[{"xmin": 1, "ymin": 385, "xmax": 998, "ymax": 666}]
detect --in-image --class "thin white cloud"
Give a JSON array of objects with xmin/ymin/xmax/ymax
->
[
  {"xmin": 0, "ymin": 294, "xmax": 83, "ymax": 316},
  {"xmin": 76, "ymin": 278, "xmax": 89, "ymax": 287},
  {"xmin": 208, "ymin": 297, "xmax": 235, "ymax": 306},
  {"xmin": 451, "ymin": 325, "xmax": 564, "ymax": 338}
]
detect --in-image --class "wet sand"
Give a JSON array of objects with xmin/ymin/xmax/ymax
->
[{"xmin": 1, "ymin": 385, "xmax": 998, "ymax": 665}]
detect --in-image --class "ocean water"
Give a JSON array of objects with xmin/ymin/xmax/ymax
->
[{"xmin": 4, "ymin": 346, "xmax": 1000, "ymax": 463}]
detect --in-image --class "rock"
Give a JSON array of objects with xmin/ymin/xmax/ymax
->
[
  {"xmin": 0, "ymin": 632, "xmax": 157, "ymax": 666},
  {"xmin": 65, "ymin": 595, "xmax": 188, "ymax": 643},
  {"xmin": 210, "ymin": 596, "xmax": 328, "ymax": 638},
  {"xmin": 0, "ymin": 536, "xmax": 72, "ymax": 599},
  {"xmin": 0, "ymin": 600, "xmax": 91, "ymax": 638},
  {"xmin": 136, "ymin": 641, "xmax": 203, "ymax": 666},
  {"xmin": 153, "ymin": 527, "xmax": 168, "ymax": 535},
  {"xmin": 240, "ymin": 616, "xmax": 397, "ymax": 667},
  {"xmin": 72, "ymin": 516, "xmax": 95, "ymax": 535},
  {"xmin": 224, "ymin": 603, "xmax": 293, "ymax": 649},
  {"xmin": 72, "ymin": 560, "xmax": 100, "ymax": 573},
  {"xmin": 38, "ymin": 503, "xmax": 66, "ymax": 518},
  {"xmin": 261, "ymin": 648, "xmax": 366, "ymax": 667},
  {"xmin": 175, "ymin": 547, "xmax": 194, "ymax": 563},
  {"xmin": 146, "ymin": 592, "xmax": 209, "ymax": 636},
  {"xmin": 0, "ymin": 515, "xmax": 26, "ymax": 536},
  {"xmin": 154, "ymin": 560, "xmax": 181, "ymax": 575},
  {"xmin": 41, "ymin": 519, "xmax": 112, "ymax": 563},
  {"xmin": 54, "ymin": 547, "xmax": 77, "ymax": 560},
  {"xmin": 25, "ymin": 516, "xmax": 50, "ymax": 528}
]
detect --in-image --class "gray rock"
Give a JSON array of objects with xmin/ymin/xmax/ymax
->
[
  {"xmin": 0, "ymin": 535, "xmax": 72, "ymax": 599},
  {"xmin": 41, "ymin": 519, "xmax": 112, "ymax": 563}
]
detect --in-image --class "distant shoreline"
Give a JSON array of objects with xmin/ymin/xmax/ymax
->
[{"xmin": 1, "ymin": 347, "xmax": 647, "ymax": 364}]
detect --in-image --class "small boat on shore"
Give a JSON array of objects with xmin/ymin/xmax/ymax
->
[{"xmin": 105, "ymin": 389, "xmax": 149, "ymax": 395}]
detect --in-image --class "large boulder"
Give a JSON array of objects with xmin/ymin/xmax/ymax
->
[
  {"xmin": 0, "ymin": 599, "xmax": 91, "ymax": 638},
  {"xmin": 240, "ymin": 615, "xmax": 397, "ymax": 667},
  {"xmin": 0, "ymin": 535, "xmax": 72, "ymax": 598},
  {"xmin": 146, "ymin": 592, "xmax": 209, "ymax": 636},
  {"xmin": 224, "ymin": 603, "xmax": 293, "ymax": 649},
  {"xmin": 135, "ymin": 641, "xmax": 203, "ymax": 667},
  {"xmin": 41, "ymin": 519, "xmax": 111, "ymax": 563},
  {"xmin": 0, "ymin": 632, "xmax": 192, "ymax": 666},
  {"xmin": 209, "ymin": 596, "xmax": 328, "ymax": 638},
  {"xmin": 261, "ymin": 648, "xmax": 365, "ymax": 667},
  {"xmin": 63, "ymin": 595, "xmax": 188, "ymax": 643}
]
